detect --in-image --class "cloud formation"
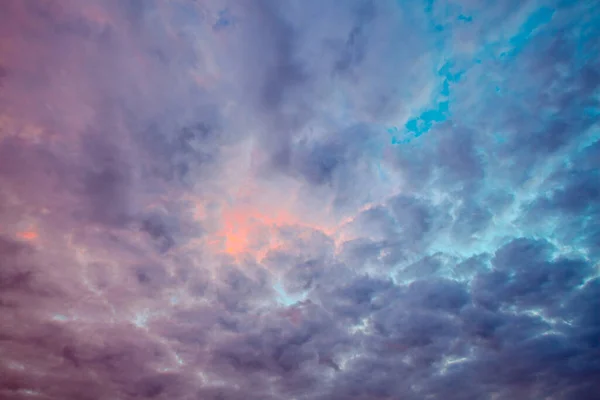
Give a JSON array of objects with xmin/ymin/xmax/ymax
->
[{"xmin": 0, "ymin": 0, "xmax": 599, "ymax": 399}]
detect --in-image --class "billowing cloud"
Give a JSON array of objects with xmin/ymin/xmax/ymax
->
[{"xmin": 0, "ymin": 0, "xmax": 599, "ymax": 399}]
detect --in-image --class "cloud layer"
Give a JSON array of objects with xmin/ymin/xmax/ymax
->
[{"xmin": 0, "ymin": 0, "xmax": 599, "ymax": 399}]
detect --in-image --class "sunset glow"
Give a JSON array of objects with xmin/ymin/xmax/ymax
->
[{"xmin": 16, "ymin": 230, "xmax": 38, "ymax": 241}]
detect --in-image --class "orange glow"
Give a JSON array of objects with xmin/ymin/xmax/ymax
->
[
  {"xmin": 219, "ymin": 205, "xmax": 291, "ymax": 256},
  {"xmin": 17, "ymin": 230, "xmax": 38, "ymax": 241},
  {"xmin": 214, "ymin": 203, "xmax": 333, "ymax": 260},
  {"xmin": 224, "ymin": 230, "xmax": 247, "ymax": 254},
  {"xmin": 186, "ymin": 189, "xmax": 351, "ymax": 261}
]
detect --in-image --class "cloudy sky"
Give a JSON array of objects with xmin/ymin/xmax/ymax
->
[{"xmin": 0, "ymin": 0, "xmax": 599, "ymax": 399}]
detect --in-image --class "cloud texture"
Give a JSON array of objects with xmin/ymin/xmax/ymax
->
[{"xmin": 0, "ymin": 0, "xmax": 599, "ymax": 399}]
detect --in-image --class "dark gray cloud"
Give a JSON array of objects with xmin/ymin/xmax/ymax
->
[{"xmin": 0, "ymin": 0, "xmax": 598, "ymax": 399}]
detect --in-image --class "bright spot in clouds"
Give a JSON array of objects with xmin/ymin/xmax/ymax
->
[{"xmin": 16, "ymin": 230, "xmax": 38, "ymax": 241}]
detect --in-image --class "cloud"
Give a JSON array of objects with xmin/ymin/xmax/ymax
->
[{"xmin": 0, "ymin": 0, "xmax": 598, "ymax": 399}]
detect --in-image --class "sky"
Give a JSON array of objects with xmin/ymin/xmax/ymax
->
[{"xmin": 0, "ymin": 0, "xmax": 599, "ymax": 399}]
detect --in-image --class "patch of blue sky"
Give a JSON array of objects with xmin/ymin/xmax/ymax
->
[
  {"xmin": 422, "ymin": 0, "xmax": 475, "ymax": 34},
  {"xmin": 500, "ymin": 7, "xmax": 555, "ymax": 60},
  {"xmin": 389, "ymin": 1, "xmax": 481, "ymax": 144},
  {"xmin": 273, "ymin": 281, "xmax": 307, "ymax": 307},
  {"xmin": 388, "ymin": 127, "xmax": 411, "ymax": 145},
  {"xmin": 389, "ymin": 61, "xmax": 460, "ymax": 143},
  {"xmin": 457, "ymin": 14, "xmax": 473, "ymax": 23},
  {"xmin": 438, "ymin": 60, "xmax": 464, "ymax": 83},
  {"xmin": 389, "ymin": 98, "xmax": 449, "ymax": 143},
  {"xmin": 389, "ymin": 2, "xmax": 561, "ymax": 146},
  {"xmin": 464, "ymin": 4, "xmax": 560, "ymax": 67},
  {"xmin": 422, "ymin": 5, "xmax": 567, "ymax": 139}
]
